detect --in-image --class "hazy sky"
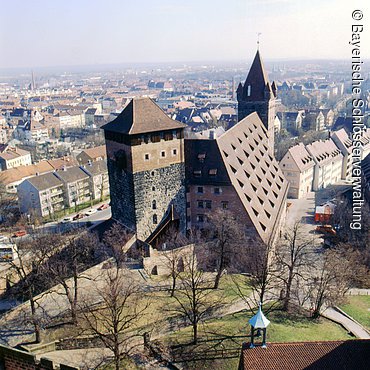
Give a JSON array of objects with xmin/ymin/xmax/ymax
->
[{"xmin": 0, "ymin": 0, "xmax": 369, "ymax": 69}]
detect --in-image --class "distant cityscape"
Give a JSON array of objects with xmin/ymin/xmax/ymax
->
[{"xmin": 0, "ymin": 41, "xmax": 369, "ymax": 370}]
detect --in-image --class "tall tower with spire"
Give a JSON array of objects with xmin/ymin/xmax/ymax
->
[{"xmin": 237, "ymin": 50, "xmax": 277, "ymax": 151}]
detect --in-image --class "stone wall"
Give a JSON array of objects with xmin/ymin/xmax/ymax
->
[
  {"xmin": 134, "ymin": 163, "xmax": 186, "ymax": 240},
  {"xmin": 0, "ymin": 344, "xmax": 78, "ymax": 370},
  {"xmin": 107, "ymin": 157, "xmax": 136, "ymax": 231}
]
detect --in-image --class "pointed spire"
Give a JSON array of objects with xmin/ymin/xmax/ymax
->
[
  {"xmin": 242, "ymin": 50, "xmax": 270, "ymax": 101},
  {"xmin": 248, "ymin": 303, "xmax": 270, "ymax": 329}
]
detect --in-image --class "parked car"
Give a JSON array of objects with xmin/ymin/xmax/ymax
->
[
  {"xmin": 97, "ymin": 203, "xmax": 109, "ymax": 211},
  {"xmin": 85, "ymin": 208, "xmax": 97, "ymax": 216},
  {"xmin": 61, "ymin": 216, "xmax": 73, "ymax": 224},
  {"xmin": 315, "ymin": 225, "xmax": 336, "ymax": 235},
  {"xmin": 12, "ymin": 230, "xmax": 27, "ymax": 238},
  {"xmin": 73, "ymin": 213, "xmax": 84, "ymax": 221}
]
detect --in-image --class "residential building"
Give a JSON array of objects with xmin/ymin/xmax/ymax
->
[
  {"xmin": 76, "ymin": 145, "xmax": 107, "ymax": 165},
  {"xmin": 54, "ymin": 166, "xmax": 91, "ymax": 207},
  {"xmin": 331, "ymin": 129, "xmax": 352, "ymax": 180},
  {"xmin": 55, "ymin": 111, "xmax": 85, "ymax": 128},
  {"xmin": 237, "ymin": 50, "xmax": 277, "ymax": 151},
  {"xmin": 0, "ymin": 146, "xmax": 32, "ymax": 171},
  {"xmin": 306, "ymin": 139, "xmax": 343, "ymax": 190},
  {"xmin": 81, "ymin": 160, "xmax": 109, "ymax": 201},
  {"xmin": 280, "ymin": 143, "xmax": 315, "ymax": 199},
  {"xmin": 17, "ymin": 172, "xmax": 65, "ymax": 217}
]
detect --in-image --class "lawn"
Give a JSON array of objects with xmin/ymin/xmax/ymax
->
[
  {"xmin": 161, "ymin": 309, "xmax": 353, "ymax": 370},
  {"xmin": 339, "ymin": 295, "xmax": 370, "ymax": 330}
]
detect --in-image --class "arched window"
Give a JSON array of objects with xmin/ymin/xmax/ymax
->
[
  {"xmin": 153, "ymin": 214, "xmax": 158, "ymax": 224},
  {"xmin": 152, "ymin": 200, "xmax": 157, "ymax": 210}
]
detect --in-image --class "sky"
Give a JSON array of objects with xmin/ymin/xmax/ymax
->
[{"xmin": 0, "ymin": 0, "xmax": 369, "ymax": 69}]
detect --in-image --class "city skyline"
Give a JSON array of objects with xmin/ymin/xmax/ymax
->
[{"xmin": 1, "ymin": 0, "xmax": 369, "ymax": 69}]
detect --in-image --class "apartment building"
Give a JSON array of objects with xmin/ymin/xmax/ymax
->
[
  {"xmin": 280, "ymin": 143, "xmax": 315, "ymax": 199},
  {"xmin": 17, "ymin": 173, "xmax": 65, "ymax": 217},
  {"xmin": 306, "ymin": 139, "xmax": 343, "ymax": 190},
  {"xmin": 54, "ymin": 166, "xmax": 91, "ymax": 207},
  {"xmin": 81, "ymin": 160, "xmax": 109, "ymax": 201},
  {"xmin": 0, "ymin": 146, "xmax": 32, "ymax": 171},
  {"xmin": 331, "ymin": 129, "xmax": 352, "ymax": 180}
]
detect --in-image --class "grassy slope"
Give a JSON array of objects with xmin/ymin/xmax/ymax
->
[{"xmin": 339, "ymin": 295, "xmax": 370, "ymax": 330}]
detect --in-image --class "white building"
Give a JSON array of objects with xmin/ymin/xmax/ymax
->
[
  {"xmin": 0, "ymin": 146, "xmax": 32, "ymax": 171},
  {"xmin": 17, "ymin": 172, "xmax": 65, "ymax": 217},
  {"xmin": 280, "ymin": 143, "xmax": 315, "ymax": 199},
  {"xmin": 306, "ymin": 139, "xmax": 343, "ymax": 190},
  {"xmin": 331, "ymin": 129, "xmax": 352, "ymax": 180}
]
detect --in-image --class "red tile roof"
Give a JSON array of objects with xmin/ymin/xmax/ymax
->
[{"xmin": 238, "ymin": 340, "xmax": 370, "ymax": 370}]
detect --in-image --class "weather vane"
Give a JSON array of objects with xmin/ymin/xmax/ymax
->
[{"xmin": 257, "ymin": 32, "xmax": 262, "ymax": 49}]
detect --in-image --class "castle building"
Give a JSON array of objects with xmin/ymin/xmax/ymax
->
[
  {"xmin": 237, "ymin": 50, "xmax": 277, "ymax": 151},
  {"xmin": 102, "ymin": 97, "xmax": 187, "ymax": 240},
  {"xmin": 186, "ymin": 112, "xmax": 288, "ymax": 246}
]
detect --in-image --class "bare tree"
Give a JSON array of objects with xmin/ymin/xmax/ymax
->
[
  {"xmin": 79, "ymin": 268, "xmax": 148, "ymax": 370},
  {"xmin": 6, "ymin": 233, "xmax": 65, "ymax": 342},
  {"xmin": 170, "ymin": 246, "xmax": 222, "ymax": 344},
  {"xmin": 233, "ymin": 239, "xmax": 280, "ymax": 313},
  {"xmin": 205, "ymin": 209, "xmax": 244, "ymax": 289},
  {"xmin": 276, "ymin": 221, "xmax": 313, "ymax": 312},
  {"xmin": 159, "ymin": 226, "xmax": 189, "ymax": 297},
  {"xmin": 306, "ymin": 247, "xmax": 367, "ymax": 318},
  {"xmin": 45, "ymin": 231, "xmax": 98, "ymax": 324},
  {"xmin": 103, "ymin": 223, "xmax": 132, "ymax": 267}
]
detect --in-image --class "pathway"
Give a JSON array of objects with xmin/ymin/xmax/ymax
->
[{"xmin": 321, "ymin": 306, "xmax": 370, "ymax": 339}]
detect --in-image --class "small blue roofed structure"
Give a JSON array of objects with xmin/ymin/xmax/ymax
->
[{"xmin": 248, "ymin": 303, "xmax": 270, "ymax": 349}]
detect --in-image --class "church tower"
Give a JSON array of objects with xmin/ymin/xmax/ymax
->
[
  {"xmin": 102, "ymin": 97, "xmax": 187, "ymax": 241},
  {"xmin": 237, "ymin": 50, "xmax": 277, "ymax": 150}
]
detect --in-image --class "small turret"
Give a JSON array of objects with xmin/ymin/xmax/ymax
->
[{"xmin": 248, "ymin": 303, "xmax": 270, "ymax": 349}]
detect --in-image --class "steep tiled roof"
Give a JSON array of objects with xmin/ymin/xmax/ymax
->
[
  {"xmin": 286, "ymin": 143, "xmax": 315, "ymax": 172},
  {"xmin": 185, "ymin": 139, "xmax": 231, "ymax": 186},
  {"xmin": 217, "ymin": 112, "xmax": 288, "ymax": 244},
  {"xmin": 306, "ymin": 139, "xmax": 343, "ymax": 167},
  {"xmin": 101, "ymin": 97, "xmax": 186, "ymax": 135},
  {"xmin": 239, "ymin": 340, "xmax": 370, "ymax": 370},
  {"xmin": 331, "ymin": 129, "xmax": 352, "ymax": 153}
]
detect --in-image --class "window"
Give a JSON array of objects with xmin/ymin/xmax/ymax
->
[
  {"xmin": 209, "ymin": 169, "xmax": 217, "ymax": 176},
  {"xmin": 214, "ymin": 187, "xmax": 221, "ymax": 194},
  {"xmin": 152, "ymin": 200, "xmax": 157, "ymax": 210},
  {"xmin": 161, "ymin": 150, "xmax": 166, "ymax": 158},
  {"xmin": 186, "ymin": 202, "xmax": 190, "ymax": 208},
  {"xmin": 144, "ymin": 153, "xmax": 150, "ymax": 161},
  {"xmin": 198, "ymin": 153, "xmax": 206, "ymax": 162},
  {"xmin": 196, "ymin": 214, "xmax": 204, "ymax": 223},
  {"xmin": 172, "ymin": 149, "xmax": 177, "ymax": 156},
  {"xmin": 222, "ymin": 201, "xmax": 228, "ymax": 209},
  {"xmin": 197, "ymin": 200, "xmax": 204, "ymax": 208},
  {"xmin": 152, "ymin": 186, "xmax": 155, "ymax": 191},
  {"xmin": 153, "ymin": 214, "xmax": 158, "ymax": 224},
  {"xmin": 193, "ymin": 170, "xmax": 201, "ymax": 177},
  {"xmin": 247, "ymin": 85, "xmax": 251, "ymax": 96},
  {"xmin": 197, "ymin": 186, "xmax": 204, "ymax": 194},
  {"xmin": 205, "ymin": 200, "xmax": 212, "ymax": 209}
]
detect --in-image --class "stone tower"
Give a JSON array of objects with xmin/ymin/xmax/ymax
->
[
  {"xmin": 237, "ymin": 50, "xmax": 277, "ymax": 151},
  {"xmin": 102, "ymin": 97, "xmax": 187, "ymax": 241}
]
